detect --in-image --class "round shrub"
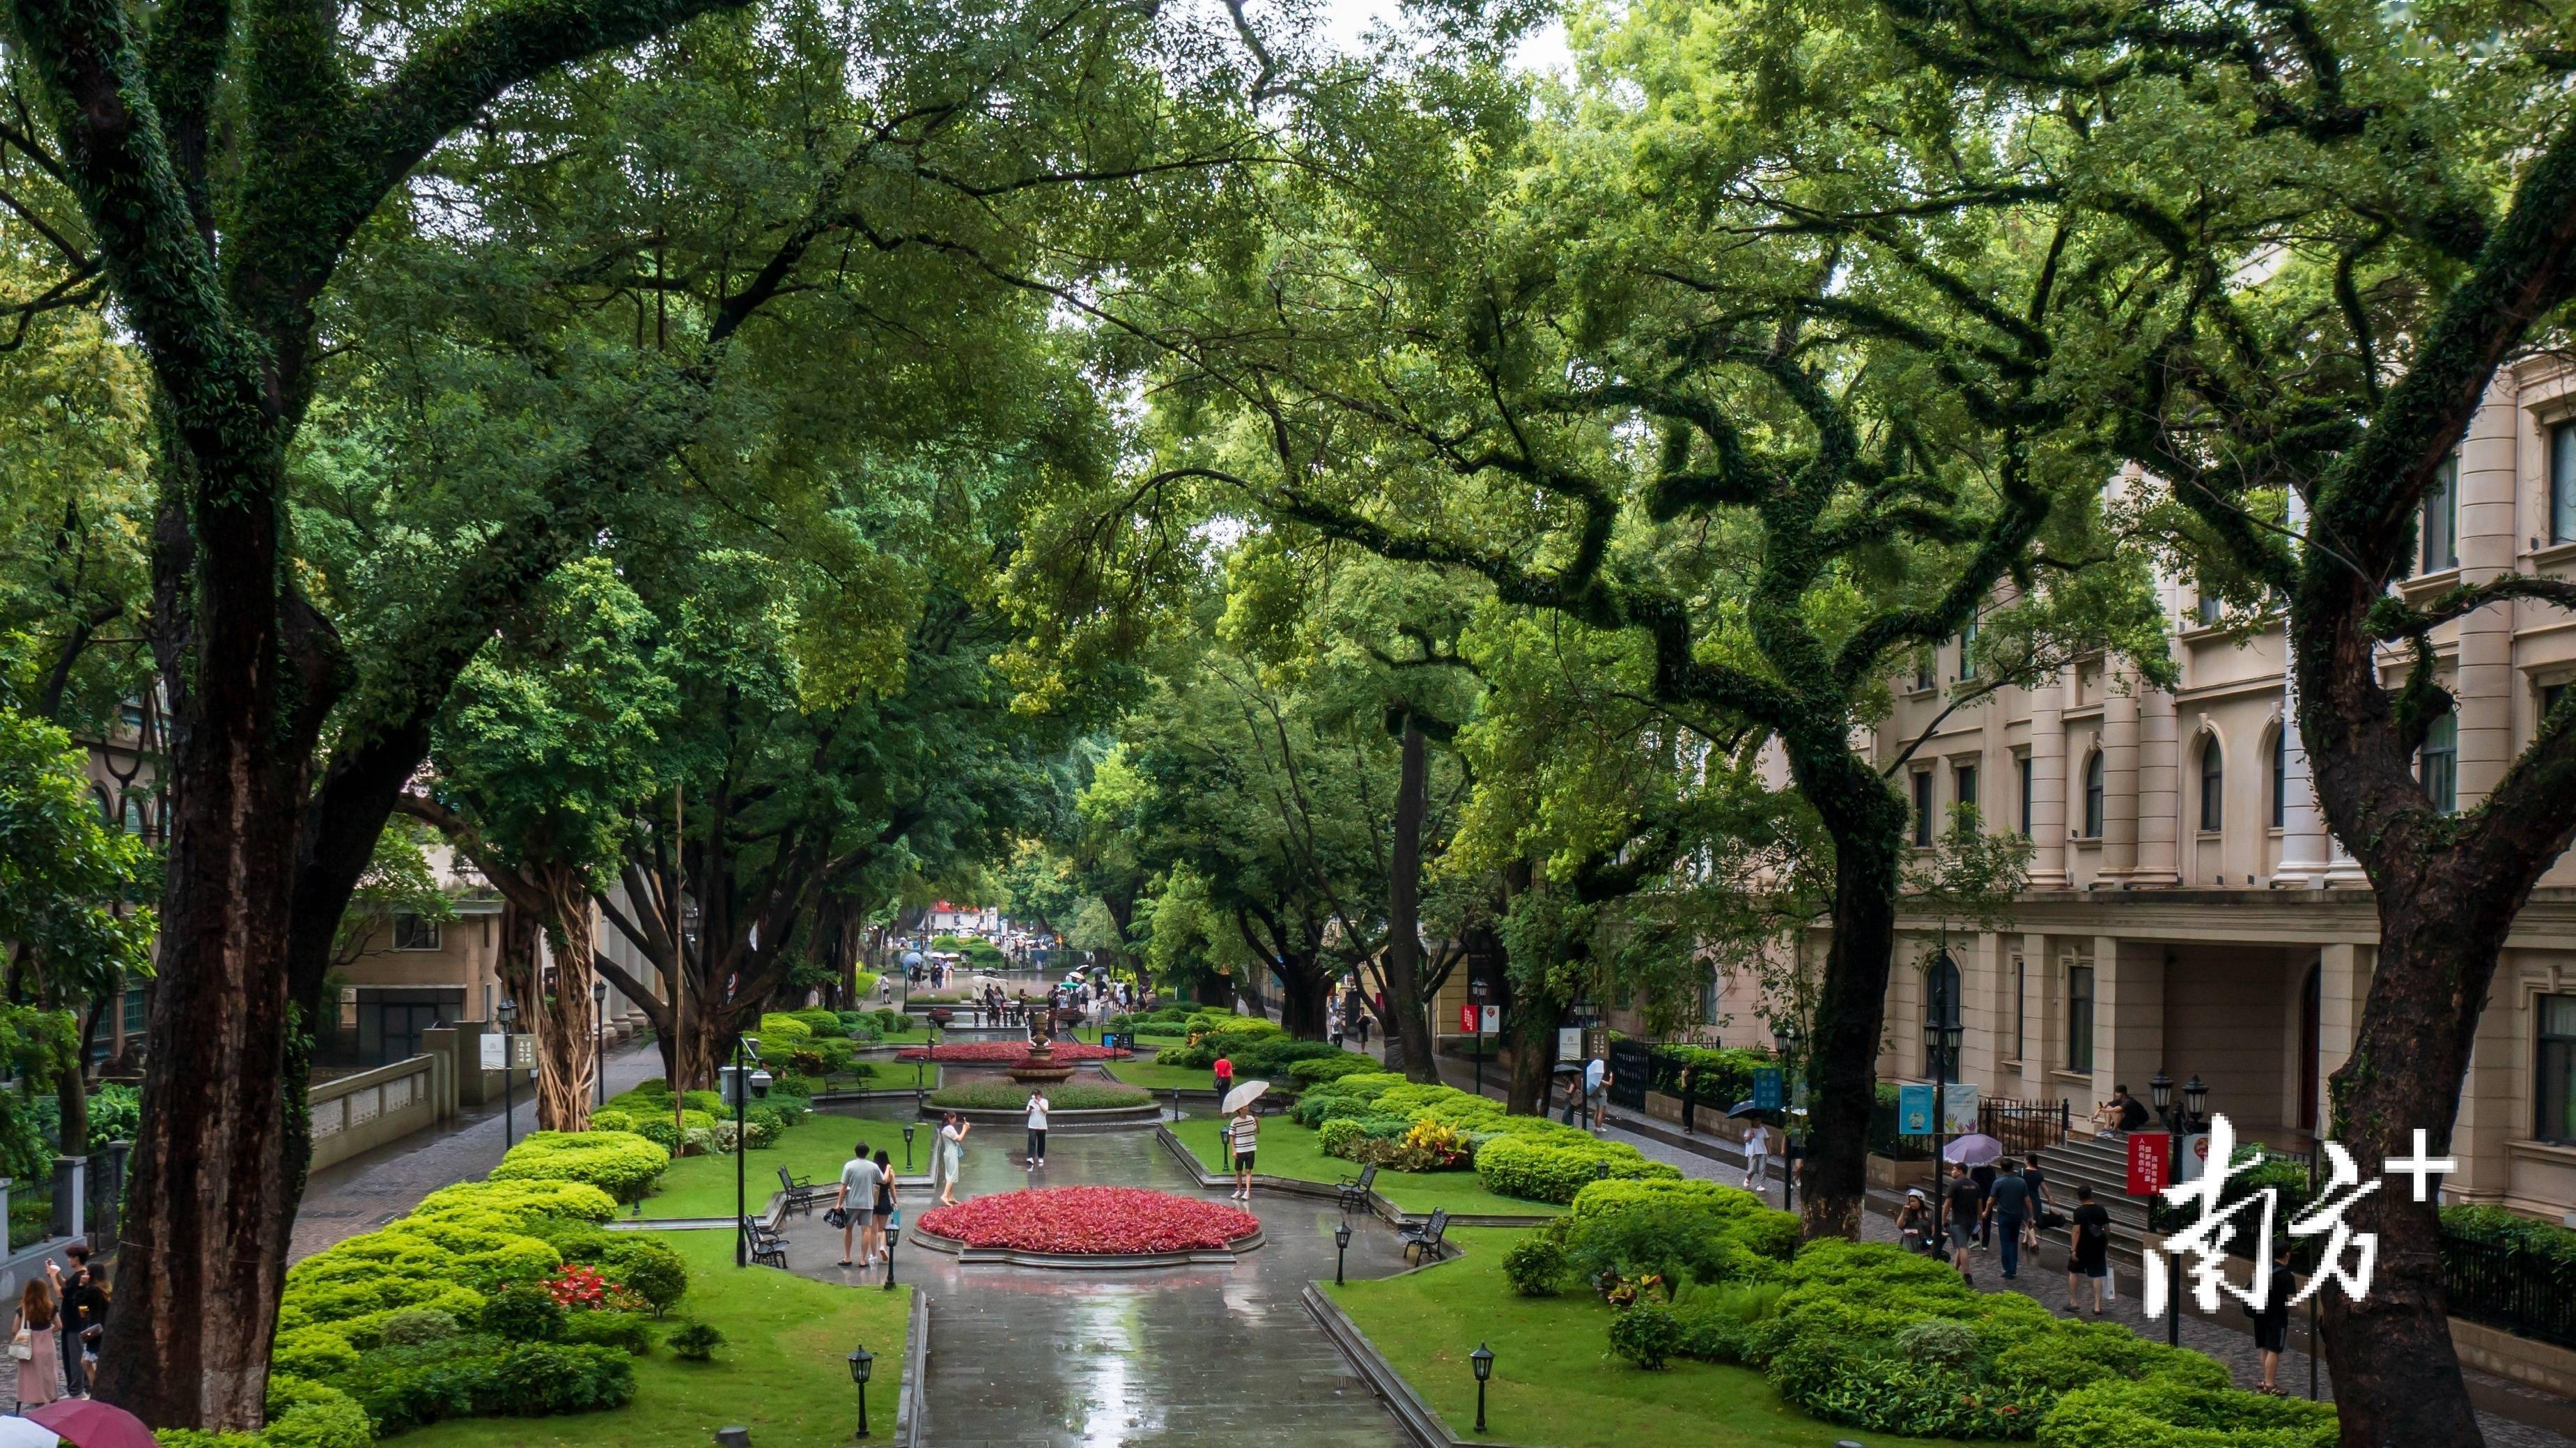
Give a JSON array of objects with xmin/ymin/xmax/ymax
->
[
  {"xmin": 1289, "ymin": 1054, "xmax": 1381, "ymax": 1085},
  {"xmin": 667, "ymin": 1320, "xmax": 725, "ymax": 1361},
  {"xmin": 560, "ymin": 1310, "xmax": 654, "ymax": 1355},
  {"xmin": 1996, "ymin": 1320, "xmax": 2233, "ymax": 1393},
  {"xmin": 481, "ymin": 1284, "xmax": 565, "ymax": 1342},
  {"xmin": 261, "ymin": 1376, "xmax": 373, "ymax": 1448},
  {"xmin": 756, "ymin": 1012, "xmax": 815, "ymax": 1042},
  {"xmin": 1608, "ymin": 1302, "xmax": 1682, "ymax": 1369},
  {"xmin": 272, "ymin": 1327, "xmax": 362, "ymax": 1380},
  {"xmin": 415, "ymin": 1178, "xmax": 619, "ymax": 1227},
  {"xmin": 489, "ymin": 1130, "xmax": 670, "ymax": 1201},
  {"xmin": 380, "ymin": 1307, "xmax": 462, "ymax": 1347},
  {"xmin": 603, "ymin": 1239, "xmax": 690, "ymax": 1316},
  {"xmin": 590, "ymin": 1109, "xmax": 637, "ymax": 1133},
  {"xmin": 2038, "ymin": 1380, "xmax": 2338, "ymax": 1448},
  {"xmin": 1472, "ymin": 1134, "xmax": 1681, "ymax": 1204},
  {"xmin": 1502, "ymin": 1236, "xmax": 1569, "ymax": 1296}
]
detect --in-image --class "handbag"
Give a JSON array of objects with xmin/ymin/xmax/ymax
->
[
  {"xmin": 9, "ymin": 1327, "xmax": 31, "ymax": 1362},
  {"xmin": 824, "ymin": 1207, "xmax": 851, "ymax": 1229}
]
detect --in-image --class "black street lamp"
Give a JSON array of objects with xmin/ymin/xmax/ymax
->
[
  {"xmin": 883, "ymin": 1220, "xmax": 901, "ymax": 1291},
  {"xmin": 1333, "ymin": 1220, "xmax": 1351, "ymax": 1286},
  {"xmin": 1469, "ymin": 1342, "xmax": 1494, "ymax": 1434},
  {"xmin": 902, "ymin": 1122, "xmax": 917, "ymax": 1171},
  {"xmin": 1922, "ymin": 1011, "xmax": 1963, "ymax": 1252},
  {"xmin": 728, "ymin": 1038, "xmax": 770, "ymax": 1268},
  {"xmin": 2148, "ymin": 1069, "xmax": 2209, "ymax": 1345},
  {"xmin": 1773, "ymin": 1022, "xmax": 1803, "ymax": 1213},
  {"xmin": 495, "ymin": 996, "xmax": 519, "ymax": 1150},
  {"xmin": 848, "ymin": 1346, "xmax": 875, "ymax": 1439},
  {"xmin": 592, "ymin": 979, "xmax": 610, "ymax": 1107}
]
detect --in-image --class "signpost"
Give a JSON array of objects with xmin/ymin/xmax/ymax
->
[
  {"xmin": 1754, "ymin": 1068, "xmax": 1785, "ymax": 1113},
  {"xmin": 2127, "ymin": 1130, "xmax": 2173, "ymax": 1197},
  {"xmin": 1897, "ymin": 1083, "xmax": 1934, "ymax": 1135},
  {"xmin": 2179, "ymin": 1130, "xmax": 2214, "ymax": 1183}
]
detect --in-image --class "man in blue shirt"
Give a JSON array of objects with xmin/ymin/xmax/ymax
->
[{"xmin": 1988, "ymin": 1159, "xmax": 2032, "ymax": 1279}]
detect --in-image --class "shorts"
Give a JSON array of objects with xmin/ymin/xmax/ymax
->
[
  {"xmin": 2254, "ymin": 1320, "xmax": 2289, "ymax": 1353},
  {"xmin": 1234, "ymin": 1151, "xmax": 1256, "ymax": 1171},
  {"xmin": 1946, "ymin": 1222, "xmax": 1978, "ymax": 1251},
  {"xmin": 2077, "ymin": 1256, "xmax": 2109, "ymax": 1279}
]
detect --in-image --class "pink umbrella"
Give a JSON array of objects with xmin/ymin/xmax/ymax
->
[{"xmin": 26, "ymin": 1401, "xmax": 160, "ymax": 1448}]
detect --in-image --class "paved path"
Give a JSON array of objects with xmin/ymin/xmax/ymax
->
[
  {"xmin": 782, "ymin": 1100, "xmax": 1409, "ymax": 1448},
  {"xmin": 288, "ymin": 1039, "xmax": 666, "ymax": 1261}
]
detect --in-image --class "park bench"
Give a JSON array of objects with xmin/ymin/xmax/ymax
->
[
  {"xmin": 1335, "ymin": 1164, "xmax": 1379, "ymax": 1215},
  {"xmin": 1398, "ymin": 1207, "xmax": 1449, "ymax": 1264},
  {"xmin": 741, "ymin": 1215, "xmax": 790, "ymax": 1269},
  {"xmin": 777, "ymin": 1165, "xmax": 832, "ymax": 1218}
]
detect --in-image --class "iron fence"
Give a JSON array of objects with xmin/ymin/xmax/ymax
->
[
  {"xmin": 2440, "ymin": 1235, "xmax": 2576, "ymax": 1350},
  {"xmin": 1979, "ymin": 1098, "xmax": 2071, "ymax": 1159}
]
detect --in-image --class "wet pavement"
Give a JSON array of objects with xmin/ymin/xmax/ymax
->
[{"xmin": 792, "ymin": 1102, "xmax": 1409, "ymax": 1448}]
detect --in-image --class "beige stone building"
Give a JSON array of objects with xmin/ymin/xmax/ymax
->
[{"xmin": 1685, "ymin": 360, "xmax": 2576, "ymax": 1224}]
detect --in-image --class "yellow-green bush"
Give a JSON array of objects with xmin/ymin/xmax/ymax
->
[
  {"xmin": 2037, "ymin": 1380, "xmax": 2337, "ymax": 1448},
  {"xmin": 414, "ymin": 1178, "xmax": 619, "ymax": 1226},
  {"xmin": 1471, "ymin": 1133, "xmax": 1680, "ymax": 1203},
  {"xmin": 488, "ymin": 1130, "xmax": 669, "ymax": 1201},
  {"xmin": 756, "ymin": 1012, "xmax": 815, "ymax": 1042}
]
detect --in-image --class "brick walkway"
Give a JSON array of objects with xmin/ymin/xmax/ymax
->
[{"xmin": 288, "ymin": 1040, "xmax": 665, "ymax": 1261}]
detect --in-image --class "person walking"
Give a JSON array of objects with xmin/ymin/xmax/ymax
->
[
  {"xmin": 1943, "ymin": 1160, "xmax": 1983, "ymax": 1283},
  {"xmin": 835, "ymin": 1140, "xmax": 884, "ymax": 1268},
  {"xmin": 1212, "ymin": 1054, "xmax": 1234, "ymax": 1100},
  {"xmin": 2067, "ymin": 1184, "xmax": 2113, "ymax": 1315},
  {"xmin": 1228, "ymin": 1106, "xmax": 1259, "ymax": 1201},
  {"xmin": 1989, "ymin": 1159, "xmax": 2031, "ymax": 1280},
  {"xmin": 11, "ymin": 1274, "xmax": 63, "ymax": 1408},
  {"xmin": 871, "ymin": 1148, "xmax": 897, "ymax": 1266},
  {"xmin": 2249, "ymin": 1239, "xmax": 2296, "ymax": 1392},
  {"xmin": 937, "ymin": 1111, "xmax": 970, "ymax": 1207},
  {"xmin": 57, "ymin": 1246, "xmax": 100, "ymax": 1396},
  {"xmin": 1585, "ymin": 1059, "xmax": 1611, "ymax": 1133},
  {"xmin": 1740, "ymin": 1118, "xmax": 1772, "ymax": 1194},
  {"xmin": 1025, "ymin": 1087, "xmax": 1051, "ymax": 1168},
  {"xmin": 1972, "ymin": 1160, "xmax": 1999, "ymax": 1247},
  {"xmin": 1896, "ymin": 1187, "xmax": 1932, "ymax": 1255}
]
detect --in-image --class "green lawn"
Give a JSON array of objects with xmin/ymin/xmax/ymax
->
[
  {"xmin": 403, "ymin": 1230, "xmax": 909, "ymax": 1448},
  {"xmin": 1104, "ymin": 1058, "xmax": 1218, "ymax": 1092},
  {"xmin": 1328, "ymin": 1228, "xmax": 1998, "ymax": 1448},
  {"xmin": 644, "ymin": 1112, "xmax": 932, "ymax": 1220},
  {"xmin": 1168, "ymin": 1115, "xmax": 1562, "ymax": 1218}
]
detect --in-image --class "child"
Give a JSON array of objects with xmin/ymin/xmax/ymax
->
[{"xmin": 1228, "ymin": 1106, "xmax": 1259, "ymax": 1201}]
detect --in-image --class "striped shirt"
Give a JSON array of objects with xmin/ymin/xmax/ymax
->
[{"xmin": 1229, "ymin": 1114, "xmax": 1259, "ymax": 1153}]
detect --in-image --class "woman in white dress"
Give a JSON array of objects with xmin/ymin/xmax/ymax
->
[{"xmin": 936, "ymin": 1111, "xmax": 971, "ymax": 1206}]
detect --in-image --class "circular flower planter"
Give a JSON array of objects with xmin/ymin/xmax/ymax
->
[
  {"xmin": 894, "ymin": 1040, "xmax": 1129, "ymax": 1063},
  {"xmin": 913, "ymin": 1187, "xmax": 1264, "ymax": 1267}
]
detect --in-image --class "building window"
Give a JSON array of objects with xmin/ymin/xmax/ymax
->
[
  {"xmin": 2067, "ymin": 964, "xmax": 2095, "ymax": 1072},
  {"xmin": 1958, "ymin": 617, "xmax": 1979, "ymax": 681},
  {"xmin": 2419, "ymin": 710, "xmax": 2458, "ymax": 815},
  {"xmin": 1955, "ymin": 762, "xmax": 1979, "ymax": 823},
  {"xmin": 1913, "ymin": 770, "xmax": 1935, "ymax": 847},
  {"xmin": 92, "ymin": 787, "xmax": 113, "ymax": 824},
  {"xmin": 122, "ymin": 986, "xmax": 146, "ymax": 1037},
  {"xmin": 1914, "ymin": 652, "xmax": 1936, "ymax": 691},
  {"xmin": 2017, "ymin": 754, "xmax": 2033, "ymax": 838},
  {"xmin": 392, "ymin": 913, "xmax": 443, "ymax": 951},
  {"xmin": 2271, "ymin": 728, "xmax": 2287, "ymax": 830},
  {"xmin": 2012, "ymin": 957, "xmax": 2026, "ymax": 1064},
  {"xmin": 2540, "ymin": 995, "xmax": 2576, "ymax": 1144},
  {"xmin": 1698, "ymin": 976, "xmax": 1718, "ymax": 1026},
  {"xmin": 2422, "ymin": 454, "xmax": 2459, "ymax": 573},
  {"xmin": 2555, "ymin": 422, "xmax": 2576, "ymax": 546},
  {"xmin": 2083, "ymin": 751, "xmax": 2106, "ymax": 838},
  {"xmin": 2544, "ymin": 681, "xmax": 2569, "ymax": 732},
  {"xmin": 2195, "ymin": 590, "xmax": 2222, "ymax": 626},
  {"xmin": 1925, "ymin": 950, "xmax": 1962, "ymax": 1084},
  {"xmin": 2198, "ymin": 737, "xmax": 2224, "ymax": 832},
  {"xmin": 120, "ymin": 794, "xmax": 147, "ymax": 837}
]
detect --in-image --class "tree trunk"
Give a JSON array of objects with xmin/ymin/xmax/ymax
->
[
  {"xmin": 93, "ymin": 537, "xmax": 308, "ymax": 1431},
  {"xmin": 532, "ymin": 867, "xmax": 598, "ymax": 1132},
  {"xmin": 1383, "ymin": 717, "xmax": 1439, "ymax": 1083},
  {"xmin": 1787, "ymin": 746, "xmax": 1909, "ymax": 1243},
  {"xmin": 1192, "ymin": 976, "xmax": 1235, "ymax": 1009},
  {"xmin": 1276, "ymin": 959, "xmax": 1333, "ymax": 1038},
  {"xmin": 1503, "ymin": 987, "xmax": 1562, "ymax": 1114}
]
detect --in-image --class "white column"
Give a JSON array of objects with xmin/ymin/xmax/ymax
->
[
  {"xmin": 2028, "ymin": 668, "xmax": 2070, "ymax": 886},
  {"xmin": 2134, "ymin": 684, "xmax": 2182, "ymax": 886},
  {"xmin": 2274, "ymin": 488, "xmax": 2367, "ymax": 884},
  {"xmin": 2101, "ymin": 675, "xmax": 2141, "ymax": 880},
  {"xmin": 2456, "ymin": 373, "xmax": 2520, "ymax": 807}
]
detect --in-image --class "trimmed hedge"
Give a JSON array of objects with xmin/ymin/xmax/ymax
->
[
  {"xmin": 929, "ymin": 1081, "xmax": 1153, "ymax": 1111},
  {"xmin": 490, "ymin": 1131, "xmax": 670, "ymax": 1201},
  {"xmin": 1473, "ymin": 1134, "xmax": 1679, "ymax": 1203},
  {"xmin": 2038, "ymin": 1380, "xmax": 2337, "ymax": 1448}
]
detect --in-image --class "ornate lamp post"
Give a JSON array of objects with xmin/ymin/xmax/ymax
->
[
  {"xmin": 2148, "ymin": 1070, "xmax": 2209, "ymax": 1345},
  {"xmin": 726, "ymin": 1038, "xmax": 770, "ymax": 1268},
  {"xmin": 902, "ymin": 1122, "xmax": 917, "ymax": 1172},
  {"xmin": 883, "ymin": 1219, "xmax": 901, "ymax": 1291},
  {"xmin": 848, "ymin": 1346, "xmax": 875, "ymax": 1439},
  {"xmin": 1772, "ymin": 1022, "xmax": 1803, "ymax": 1213},
  {"xmin": 1469, "ymin": 1342, "xmax": 1494, "ymax": 1434},
  {"xmin": 1333, "ymin": 1220, "xmax": 1351, "ymax": 1286},
  {"xmin": 495, "ymin": 996, "xmax": 519, "ymax": 1150},
  {"xmin": 1922, "ymin": 1014, "xmax": 1963, "ymax": 1250}
]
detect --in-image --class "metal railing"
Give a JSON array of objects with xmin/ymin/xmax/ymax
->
[
  {"xmin": 2440, "ymin": 1235, "xmax": 2576, "ymax": 1350},
  {"xmin": 1980, "ymin": 1098, "xmax": 2071, "ymax": 1158}
]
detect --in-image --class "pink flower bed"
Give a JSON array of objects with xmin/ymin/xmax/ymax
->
[
  {"xmin": 894, "ymin": 1040, "xmax": 1126, "ymax": 1063},
  {"xmin": 917, "ymin": 1187, "xmax": 1259, "ymax": 1254}
]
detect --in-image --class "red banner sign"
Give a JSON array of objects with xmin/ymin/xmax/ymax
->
[
  {"xmin": 1460, "ymin": 1003, "xmax": 1479, "ymax": 1035},
  {"xmin": 2126, "ymin": 1131, "xmax": 2171, "ymax": 1197}
]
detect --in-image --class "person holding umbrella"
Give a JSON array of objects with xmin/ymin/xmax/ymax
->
[
  {"xmin": 1223, "ymin": 1079, "xmax": 1268, "ymax": 1201},
  {"xmin": 1740, "ymin": 1116, "xmax": 1772, "ymax": 1194}
]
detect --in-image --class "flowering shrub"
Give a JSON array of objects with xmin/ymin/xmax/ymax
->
[
  {"xmin": 918, "ymin": 1187, "xmax": 1259, "ymax": 1254},
  {"xmin": 894, "ymin": 1040, "xmax": 1128, "ymax": 1063},
  {"xmin": 543, "ymin": 1263, "xmax": 626, "ymax": 1312}
]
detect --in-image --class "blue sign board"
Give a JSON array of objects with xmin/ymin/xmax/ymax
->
[
  {"xmin": 1752, "ymin": 1068, "xmax": 1784, "ymax": 1111},
  {"xmin": 1898, "ymin": 1083, "xmax": 1937, "ymax": 1136}
]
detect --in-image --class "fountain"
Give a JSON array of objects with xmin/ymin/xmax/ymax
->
[{"xmin": 1006, "ymin": 1035, "xmax": 1077, "ymax": 1085}]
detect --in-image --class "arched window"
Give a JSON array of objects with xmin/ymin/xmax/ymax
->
[
  {"xmin": 121, "ymin": 793, "xmax": 148, "ymax": 837},
  {"xmin": 92, "ymin": 786, "xmax": 114, "ymax": 824},
  {"xmin": 2198, "ymin": 736, "xmax": 2224, "ymax": 832},
  {"xmin": 2083, "ymin": 752, "xmax": 2106, "ymax": 838},
  {"xmin": 1925, "ymin": 949, "xmax": 1962, "ymax": 1083},
  {"xmin": 2270, "ymin": 728, "xmax": 2287, "ymax": 830}
]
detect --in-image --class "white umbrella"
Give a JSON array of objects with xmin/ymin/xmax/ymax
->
[
  {"xmin": 1943, "ymin": 1132, "xmax": 2005, "ymax": 1166},
  {"xmin": 0, "ymin": 1417, "xmax": 61, "ymax": 1448},
  {"xmin": 1222, "ymin": 1079, "xmax": 1270, "ymax": 1114}
]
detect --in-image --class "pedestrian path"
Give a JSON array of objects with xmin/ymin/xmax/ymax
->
[
  {"xmin": 288, "ymin": 1040, "xmax": 666, "ymax": 1261},
  {"xmin": 782, "ymin": 1103, "xmax": 1410, "ymax": 1447}
]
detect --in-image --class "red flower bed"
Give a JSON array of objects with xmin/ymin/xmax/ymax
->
[
  {"xmin": 894, "ymin": 1040, "xmax": 1126, "ymax": 1063},
  {"xmin": 917, "ymin": 1187, "xmax": 1259, "ymax": 1254}
]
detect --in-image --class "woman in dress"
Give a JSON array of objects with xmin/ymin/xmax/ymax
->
[
  {"xmin": 13, "ymin": 1274, "xmax": 63, "ymax": 1408},
  {"xmin": 871, "ymin": 1149, "xmax": 897, "ymax": 1264},
  {"xmin": 938, "ymin": 1111, "xmax": 971, "ymax": 1206}
]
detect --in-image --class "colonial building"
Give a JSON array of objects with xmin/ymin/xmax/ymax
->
[{"xmin": 1711, "ymin": 357, "xmax": 2576, "ymax": 1223}]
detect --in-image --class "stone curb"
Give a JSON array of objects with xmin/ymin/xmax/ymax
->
[
  {"xmin": 912, "ymin": 1101, "xmax": 1164, "ymax": 1132},
  {"xmin": 1153, "ymin": 1123, "xmax": 1560, "ymax": 1229},
  {"xmin": 1301, "ymin": 1283, "xmax": 1535, "ymax": 1448},
  {"xmin": 897, "ymin": 1286, "xmax": 929, "ymax": 1448},
  {"xmin": 906, "ymin": 1222, "xmax": 1265, "ymax": 1268}
]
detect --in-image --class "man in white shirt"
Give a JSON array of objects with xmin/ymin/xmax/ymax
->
[
  {"xmin": 835, "ymin": 1145, "xmax": 885, "ymax": 1268},
  {"xmin": 1025, "ymin": 1088, "xmax": 1050, "ymax": 1167},
  {"xmin": 1741, "ymin": 1119, "xmax": 1772, "ymax": 1194}
]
